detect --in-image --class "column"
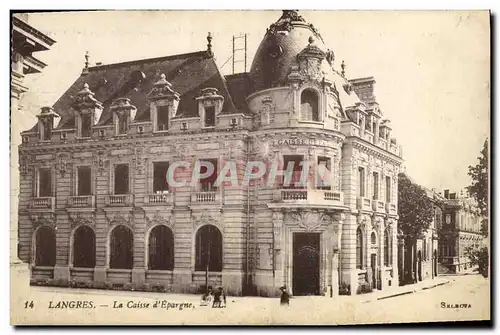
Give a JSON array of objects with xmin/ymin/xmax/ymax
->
[{"xmin": 272, "ymin": 211, "xmax": 284, "ymax": 289}]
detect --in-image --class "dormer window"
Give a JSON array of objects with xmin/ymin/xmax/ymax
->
[
  {"xmin": 36, "ymin": 107, "xmax": 60, "ymax": 142},
  {"xmin": 72, "ymin": 83, "xmax": 103, "ymax": 139},
  {"xmin": 301, "ymin": 89, "xmax": 319, "ymax": 121},
  {"xmin": 196, "ymin": 87, "xmax": 224, "ymax": 128},
  {"xmin": 110, "ymin": 98, "xmax": 136, "ymax": 136},
  {"xmin": 204, "ymin": 106, "xmax": 215, "ymax": 127},
  {"xmin": 147, "ymin": 74, "xmax": 179, "ymax": 133}
]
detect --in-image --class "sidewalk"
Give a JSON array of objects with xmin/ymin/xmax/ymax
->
[{"xmin": 355, "ymin": 276, "xmax": 452, "ymax": 303}]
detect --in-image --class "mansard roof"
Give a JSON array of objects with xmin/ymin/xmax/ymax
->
[{"xmin": 49, "ymin": 50, "xmax": 239, "ymax": 130}]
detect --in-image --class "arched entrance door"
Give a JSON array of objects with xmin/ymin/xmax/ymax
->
[{"xmin": 293, "ymin": 233, "xmax": 320, "ymax": 296}]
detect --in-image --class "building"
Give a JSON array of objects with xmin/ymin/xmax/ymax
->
[
  {"xmin": 18, "ymin": 11, "xmax": 402, "ymax": 296},
  {"xmin": 11, "ymin": 13, "xmax": 55, "ymax": 265},
  {"xmin": 438, "ymin": 190, "xmax": 484, "ymax": 274}
]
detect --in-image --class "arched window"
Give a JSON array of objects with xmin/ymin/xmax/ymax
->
[
  {"xmin": 148, "ymin": 225, "xmax": 174, "ymax": 270},
  {"xmin": 300, "ymin": 89, "xmax": 319, "ymax": 121},
  {"xmin": 73, "ymin": 225, "xmax": 96, "ymax": 268},
  {"xmin": 35, "ymin": 226, "xmax": 56, "ymax": 266},
  {"xmin": 195, "ymin": 225, "xmax": 222, "ymax": 272},
  {"xmin": 110, "ymin": 225, "xmax": 133, "ymax": 269},
  {"xmin": 384, "ymin": 229, "xmax": 390, "ymax": 266},
  {"xmin": 371, "ymin": 232, "xmax": 377, "ymax": 245},
  {"xmin": 356, "ymin": 228, "xmax": 363, "ymax": 269}
]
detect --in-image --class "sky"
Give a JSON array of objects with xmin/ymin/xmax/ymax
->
[{"xmin": 17, "ymin": 10, "xmax": 490, "ymax": 193}]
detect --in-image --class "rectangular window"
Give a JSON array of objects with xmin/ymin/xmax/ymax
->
[
  {"xmin": 81, "ymin": 113, "xmax": 92, "ymax": 138},
  {"xmin": 157, "ymin": 105, "xmax": 169, "ymax": 131},
  {"xmin": 316, "ymin": 156, "xmax": 331, "ymax": 190},
  {"xmin": 199, "ymin": 159, "xmax": 217, "ymax": 191},
  {"xmin": 38, "ymin": 168, "xmax": 52, "ymax": 197},
  {"xmin": 204, "ymin": 106, "xmax": 215, "ymax": 127},
  {"xmin": 114, "ymin": 164, "xmax": 129, "ymax": 194},
  {"xmin": 77, "ymin": 166, "xmax": 92, "ymax": 196},
  {"xmin": 385, "ymin": 176, "xmax": 391, "ymax": 203},
  {"xmin": 283, "ymin": 155, "xmax": 305, "ymax": 189},
  {"xmin": 118, "ymin": 115, "xmax": 128, "ymax": 135},
  {"xmin": 358, "ymin": 167, "xmax": 365, "ymax": 197},
  {"xmin": 153, "ymin": 162, "xmax": 170, "ymax": 193},
  {"xmin": 373, "ymin": 172, "xmax": 379, "ymax": 200},
  {"xmin": 43, "ymin": 121, "xmax": 52, "ymax": 140}
]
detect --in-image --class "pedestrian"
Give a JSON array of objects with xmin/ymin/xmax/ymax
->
[
  {"xmin": 212, "ymin": 286, "xmax": 226, "ymax": 308},
  {"xmin": 279, "ymin": 285, "xmax": 290, "ymax": 306},
  {"xmin": 201, "ymin": 287, "xmax": 213, "ymax": 307}
]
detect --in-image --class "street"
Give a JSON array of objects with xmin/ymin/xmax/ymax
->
[{"xmin": 11, "ymin": 273, "xmax": 489, "ymax": 325}]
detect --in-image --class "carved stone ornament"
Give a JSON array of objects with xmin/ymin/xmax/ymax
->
[
  {"xmin": 106, "ymin": 212, "xmax": 132, "ymax": 227},
  {"xmin": 57, "ymin": 152, "xmax": 70, "ymax": 177},
  {"xmin": 20, "ymin": 155, "xmax": 33, "ymax": 176},
  {"xmin": 69, "ymin": 212, "xmax": 95, "ymax": 228},
  {"xmin": 133, "ymin": 147, "xmax": 146, "ymax": 174},
  {"xmin": 93, "ymin": 150, "xmax": 109, "ymax": 176},
  {"xmin": 290, "ymin": 210, "xmax": 331, "ymax": 232},
  {"xmin": 175, "ymin": 143, "xmax": 194, "ymax": 159},
  {"xmin": 267, "ymin": 10, "xmax": 306, "ymax": 36},
  {"xmin": 357, "ymin": 214, "xmax": 370, "ymax": 229},
  {"xmin": 30, "ymin": 213, "xmax": 55, "ymax": 228},
  {"xmin": 193, "ymin": 211, "xmax": 222, "ymax": 230},
  {"xmin": 372, "ymin": 216, "xmax": 383, "ymax": 230},
  {"xmin": 146, "ymin": 210, "xmax": 172, "ymax": 228}
]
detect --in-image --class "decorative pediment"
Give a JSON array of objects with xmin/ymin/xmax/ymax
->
[
  {"xmin": 145, "ymin": 210, "xmax": 173, "ymax": 228},
  {"xmin": 30, "ymin": 213, "xmax": 55, "ymax": 228},
  {"xmin": 147, "ymin": 73, "xmax": 180, "ymax": 102},
  {"xmin": 72, "ymin": 83, "xmax": 103, "ymax": 111},
  {"xmin": 69, "ymin": 212, "xmax": 95, "ymax": 228},
  {"xmin": 110, "ymin": 98, "xmax": 137, "ymax": 122}
]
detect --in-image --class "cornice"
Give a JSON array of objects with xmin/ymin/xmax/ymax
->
[{"xmin": 348, "ymin": 137, "xmax": 403, "ymax": 165}]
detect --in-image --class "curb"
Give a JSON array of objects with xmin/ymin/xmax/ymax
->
[{"xmin": 361, "ymin": 280, "xmax": 451, "ymax": 303}]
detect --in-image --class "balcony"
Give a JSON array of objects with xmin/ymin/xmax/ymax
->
[
  {"xmin": 144, "ymin": 192, "xmax": 173, "ymax": 206},
  {"xmin": 29, "ymin": 197, "xmax": 55, "ymax": 211},
  {"xmin": 105, "ymin": 194, "xmax": 134, "ymax": 207},
  {"xmin": 191, "ymin": 190, "xmax": 222, "ymax": 205},
  {"xmin": 273, "ymin": 188, "xmax": 344, "ymax": 206},
  {"xmin": 386, "ymin": 202, "xmax": 397, "ymax": 215},
  {"xmin": 357, "ymin": 197, "xmax": 372, "ymax": 211},
  {"xmin": 372, "ymin": 199, "xmax": 386, "ymax": 213},
  {"xmin": 68, "ymin": 195, "xmax": 95, "ymax": 208}
]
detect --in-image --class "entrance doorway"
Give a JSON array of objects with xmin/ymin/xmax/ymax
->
[
  {"xmin": 292, "ymin": 233, "xmax": 320, "ymax": 296},
  {"xmin": 370, "ymin": 253, "xmax": 377, "ymax": 289}
]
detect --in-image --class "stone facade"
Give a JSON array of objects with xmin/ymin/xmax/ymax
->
[
  {"xmin": 439, "ymin": 191, "xmax": 484, "ymax": 274},
  {"xmin": 18, "ymin": 11, "xmax": 402, "ymax": 297}
]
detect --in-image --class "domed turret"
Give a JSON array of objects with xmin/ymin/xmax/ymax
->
[{"xmin": 249, "ymin": 10, "xmax": 328, "ymax": 93}]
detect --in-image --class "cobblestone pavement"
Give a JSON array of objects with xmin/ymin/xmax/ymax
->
[{"xmin": 11, "ymin": 268, "xmax": 490, "ymax": 325}]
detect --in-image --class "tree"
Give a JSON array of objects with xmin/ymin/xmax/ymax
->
[
  {"xmin": 465, "ymin": 245, "xmax": 489, "ymax": 278},
  {"xmin": 466, "ymin": 139, "xmax": 489, "ymax": 237},
  {"xmin": 398, "ymin": 173, "xmax": 435, "ymax": 284}
]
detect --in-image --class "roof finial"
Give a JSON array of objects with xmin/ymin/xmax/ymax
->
[
  {"xmin": 341, "ymin": 60, "xmax": 346, "ymax": 77},
  {"xmin": 82, "ymin": 51, "xmax": 90, "ymax": 76},
  {"xmin": 308, "ymin": 36, "xmax": 315, "ymax": 45},
  {"xmin": 207, "ymin": 32, "xmax": 213, "ymax": 57}
]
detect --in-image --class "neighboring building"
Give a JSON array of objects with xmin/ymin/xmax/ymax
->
[
  {"xmin": 438, "ymin": 190, "xmax": 484, "ymax": 274},
  {"xmin": 11, "ymin": 13, "xmax": 55, "ymax": 265},
  {"xmin": 18, "ymin": 11, "xmax": 402, "ymax": 296},
  {"xmin": 415, "ymin": 189, "xmax": 443, "ymax": 281}
]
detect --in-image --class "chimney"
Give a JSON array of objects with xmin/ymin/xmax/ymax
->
[
  {"xmin": 450, "ymin": 193, "xmax": 456, "ymax": 200},
  {"xmin": 444, "ymin": 189, "xmax": 449, "ymax": 199}
]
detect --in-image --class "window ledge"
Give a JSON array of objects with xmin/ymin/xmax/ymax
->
[
  {"xmin": 70, "ymin": 267, "xmax": 95, "ymax": 271},
  {"xmin": 193, "ymin": 270, "xmax": 222, "ymax": 275},
  {"xmin": 147, "ymin": 269, "xmax": 174, "ymax": 274},
  {"xmin": 108, "ymin": 268, "xmax": 133, "ymax": 273}
]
